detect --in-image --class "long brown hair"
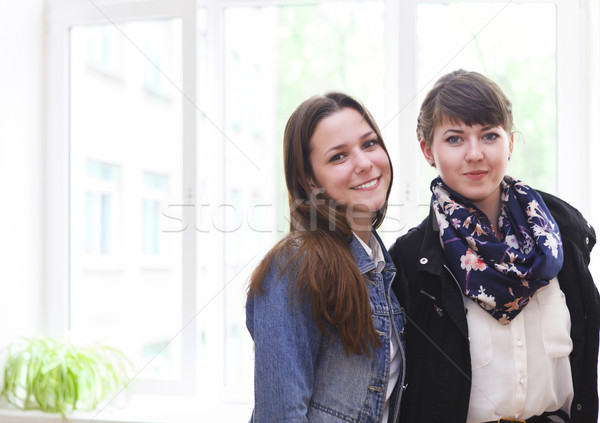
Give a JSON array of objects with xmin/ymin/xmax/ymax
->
[
  {"xmin": 247, "ymin": 92, "xmax": 393, "ymax": 355},
  {"xmin": 417, "ymin": 69, "xmax": 514, "ymax": 147}
]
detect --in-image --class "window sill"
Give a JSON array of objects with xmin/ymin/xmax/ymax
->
[
  {"xmin": 0, "ymin": 409, "xmax": 149, "ymax": 423},
  {"xmin": 0, "ymin": 395, "xmax": 252, "ymax": 423}
]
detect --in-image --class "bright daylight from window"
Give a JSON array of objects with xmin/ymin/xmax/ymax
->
[
  {"xmin": 69, "ymin": 0, "xmax": 557, "ymax": 418},
  {"xmin": 70, "ymin": 19, "xmax": 185, "ymax": 382},
  {"xmin": 8, "ymin": 0, "xmax": 590, "ymax": 422}
]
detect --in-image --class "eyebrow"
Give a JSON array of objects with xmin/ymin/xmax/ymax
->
[
  {"xmin": 323, "ymin": 130, "xmax": 376, "ymax": 156},
  {"xmin": 442, "ymin": 125, "xmax": 495, "ymax": 136},
  {"xmin": 442, "ymin": 129, "xmax": 461, "ymax": 136}
]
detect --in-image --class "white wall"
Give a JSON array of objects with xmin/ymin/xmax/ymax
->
[{"xmin": 0, "ymin": 1, "xmax": 45, "ymax": 348}]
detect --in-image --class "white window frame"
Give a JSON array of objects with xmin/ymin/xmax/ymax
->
[{"xmin": 45, "ymin": 0, "xmax": 198, "ymax": 395}]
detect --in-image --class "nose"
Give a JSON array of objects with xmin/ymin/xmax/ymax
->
[
  {"xmin": 465, "ymin": 139, "xmax": 484, "ymax": 162},
  {"xmin": 352, "ymin": 150, "xmax": 374, "ymax": 173}
]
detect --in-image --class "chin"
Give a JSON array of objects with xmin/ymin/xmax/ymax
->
[{"xmin": 368, "ymin": 202, "xmax": 387, "ymax": 214}]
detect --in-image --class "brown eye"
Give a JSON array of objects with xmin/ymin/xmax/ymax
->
[
  {"xmin": 362, "ymin": 140, "xmax": 378, "ymax": 149},
  {"xmin": 329, "ymin": 153, "xmax": 344, "ymax": 162}
]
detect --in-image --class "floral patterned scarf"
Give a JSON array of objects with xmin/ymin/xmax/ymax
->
[{"xmin": 431, "ymin": 176, "xmax": 563, "ymax": 324}]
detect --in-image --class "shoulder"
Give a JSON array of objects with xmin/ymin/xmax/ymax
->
[
  {"xmin": 537, "ymin": 190, "xmax": 596, "ymax": 252},
  {"xmin": 246, "ymin": 238, "xmax": 309, "ymax": 322},
  {"xmin": 249, "ymin": 236, "xmax": 303, "ymax": 295},
  {"xmin": 538, "ymin": 191, "xmax": 591, "ymax": 231},
  {"xmin": 389, "ymin": 217, "xmax": 429, "ymax": 265}
]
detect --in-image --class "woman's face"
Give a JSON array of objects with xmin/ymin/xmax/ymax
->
[
  {"xmin": 421, "ymin": 119, "xmax": 513, "ymax": 216},
  {"xmin": 308, "ymin": 107, "xmax": 391, "ymax": 223}
]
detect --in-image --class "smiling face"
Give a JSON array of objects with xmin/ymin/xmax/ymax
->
[
  {"xmin": 422, "ymin": 119, "xmax": 513, "ymax": 218},
  {"xmin": 308, "ymin": 107, "xmax": 391, "ymax": 225}
]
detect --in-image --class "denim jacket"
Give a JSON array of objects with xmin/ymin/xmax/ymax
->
[{"xmin": 246, "ymin": 231, "xmax": 406, "ymax": 423}]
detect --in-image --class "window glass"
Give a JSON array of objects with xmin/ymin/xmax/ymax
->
[
  {"xmin": 84, "ymin": 160, "xmax": 121, "ymax": 256},
  {"xmin": 142, "ymin": 171, "xmax": 169, "ymax": 256},
  {"xmin": 416, "ymin": 3, "xmax": 557, "ymax": 214},
  {"xmin": 69, "ymin": 19, "xmax": 183, "ymax": 380}
]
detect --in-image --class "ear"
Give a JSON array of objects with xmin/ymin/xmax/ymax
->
[
  {"xmin": 307, "ymin": 177, "xmax": 318, "ymax": 191},
  {"xmin": 509, "ymin": 132, "xmax": 514, "ymax": 157},
  {"xmin": 420, "ymin": 139, "xmax": 435, "ymax": 166}
]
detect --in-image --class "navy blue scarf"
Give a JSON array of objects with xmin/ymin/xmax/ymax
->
[{"xmin": 431, "ymin": 176, "xmax": 563, "ymax": 324}]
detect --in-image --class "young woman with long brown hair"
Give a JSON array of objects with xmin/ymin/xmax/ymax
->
[{"xmin": 246, "ymin": 92, "xmax": 405, "ymax": 422}]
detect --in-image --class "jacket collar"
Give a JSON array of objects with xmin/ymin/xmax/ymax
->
[
  {"xmin": 416, "ymin": 208, "xmax": 447, "ymax": 277},
  {"xmin": 350, "ymin": 230, "xmax": 396, "ymax": 275}
]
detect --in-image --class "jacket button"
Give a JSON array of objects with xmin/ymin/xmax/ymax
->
[
  {"xmin": 420, "ymin": 257, "xmax": 428, "ymax": 264},
  {"xmin": 585, "ymin": 237, "xmax": 590, "ymax": 245},
  {"xmin": 576, "ymin": 403, "xmax": 583, "ymax": 411}
]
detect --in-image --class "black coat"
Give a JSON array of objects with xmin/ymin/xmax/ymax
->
[{"xmin": 390, "ymin": 191, "xmax": 600, "ymax": 423}]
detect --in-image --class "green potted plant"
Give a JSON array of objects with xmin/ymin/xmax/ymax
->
[{"xmin": 1, "ymin": 337, "xmax": 133, "ymax": 416}]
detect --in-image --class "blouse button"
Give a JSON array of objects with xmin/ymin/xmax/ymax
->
[{"xmin": 420, "ymin": 257, "xmax": 428, "ymax": 264}]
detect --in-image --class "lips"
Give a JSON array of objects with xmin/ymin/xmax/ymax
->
[
  {"xmin": 351, "ymin": 177, "xmax": 380, "ymax": 190},
  {"xmin": 464, "ymin": 170, "xmax": 487, "ymax": 180}
]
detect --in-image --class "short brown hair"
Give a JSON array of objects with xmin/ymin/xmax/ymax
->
[{"xmin": 417, "ymin": 69, "xmax": 514, "ymax": 147}]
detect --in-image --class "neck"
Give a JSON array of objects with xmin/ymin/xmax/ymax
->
[
  {"xmin": 348, "ymin": 213, "xmax": 373, "ymax": 244},
  {"xmin": 476, "ymin": 197, "xmax": 502, "ymax": 240},
  {"xmin": 482, "ymin": 206, "xmax": 500, "ymax": 229},
  {"xmin": 354, "ymin": 229, "xmax": 372, "ymax": 244}
]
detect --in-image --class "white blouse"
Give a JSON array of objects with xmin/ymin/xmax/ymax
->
[{"xmin": 465, "ymin": 277, "xmax": 574, "ymax": 422}]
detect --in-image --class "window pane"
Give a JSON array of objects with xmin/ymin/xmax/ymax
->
[
  {"xmin": 83, "ymin": 161, "xmax": 121, "ymax": 255},
  {"xmin": 416, "ymin": 3, "xmax": 557, "ymax": 209},
  {"xmin": 220, "ymin": 1, "xmax": 385, "ymax": 396},
  {"xmin": 142, "ymin": 172, "xmax": 169, "ymax": 256},
  {"xmin": 69, "ymin": 19, "xmax": 183, "ymax": 380}
]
